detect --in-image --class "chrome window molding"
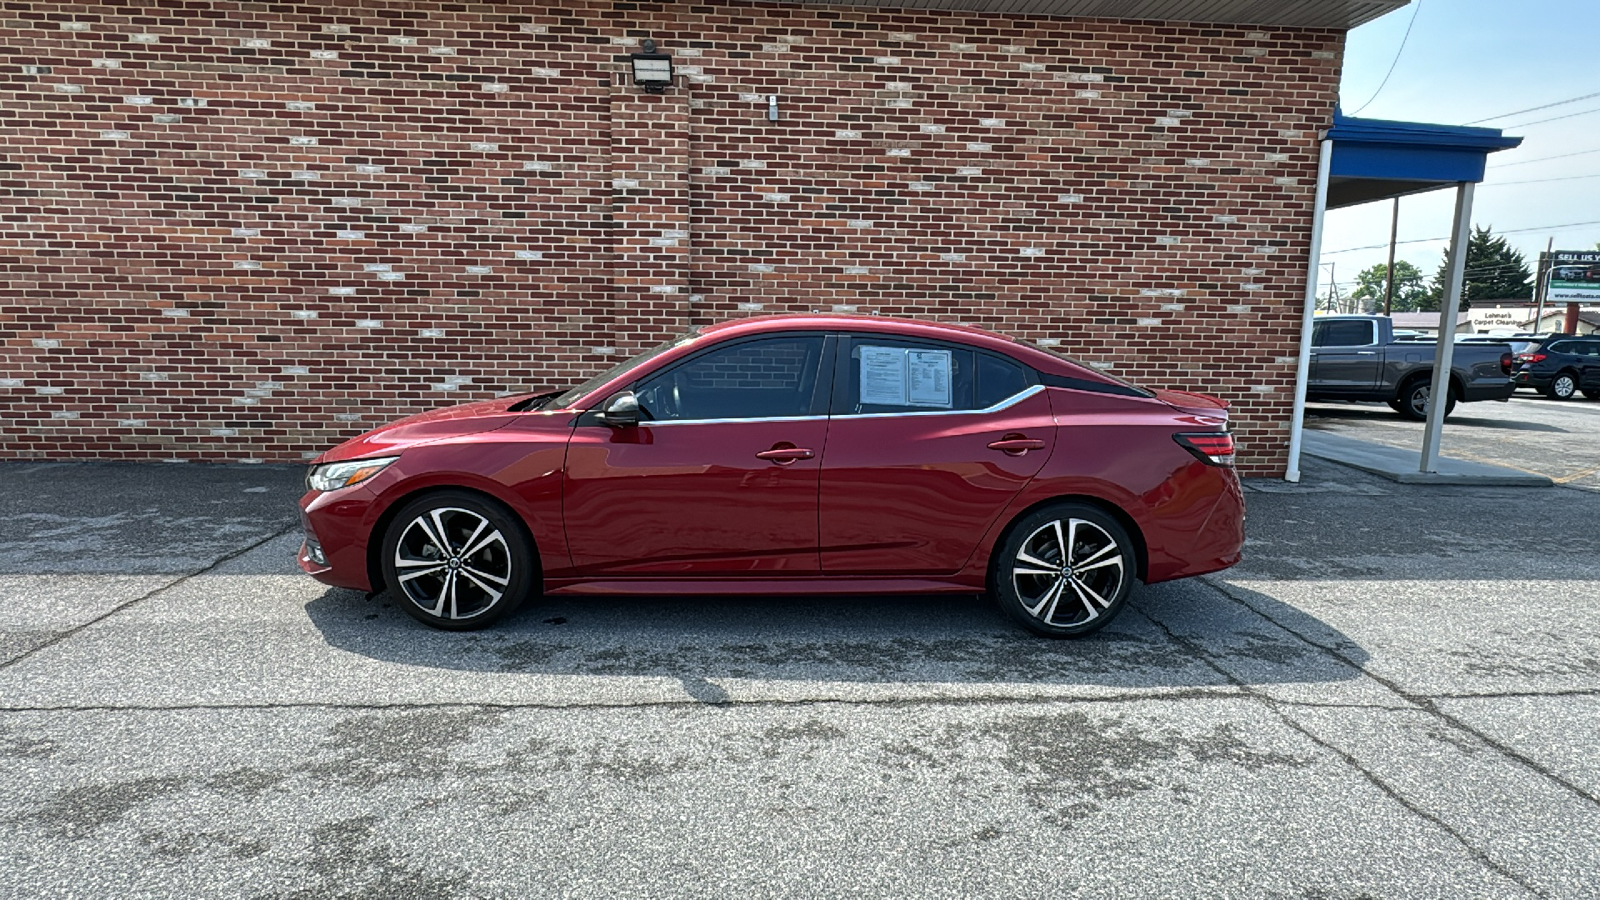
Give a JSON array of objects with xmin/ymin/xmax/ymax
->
[{"xmin": 636, "ymin": 384, "xmax": 1044, "ymax": 427}]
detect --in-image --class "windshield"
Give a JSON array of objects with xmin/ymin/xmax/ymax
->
[{"xmin": 550, "ymin": 330, "xmax": 699, "ymax": 409}]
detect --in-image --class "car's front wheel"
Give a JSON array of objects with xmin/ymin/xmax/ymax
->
[
  {"xmin": 992, "ymin": 503, "xmax": 1134, "ymax": 638},
  {"xmin": 380, "ymin": 490, "xmax": 536, "ymax": 630}
]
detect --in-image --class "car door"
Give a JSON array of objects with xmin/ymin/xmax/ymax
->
[
  {"xmin": 562, "ymin": 334, "xmax": 833, "ymax": 576},
  {"xmin": 817, "ymin": 334, "xmax": 1054, "ymax": 575},
  {"xmin": 1310, "ymin": 319, "xmax": 1383, "ymax": 392}
]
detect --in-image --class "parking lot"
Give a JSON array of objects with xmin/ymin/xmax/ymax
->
[
  {"xmin": 1306, "ymin": 390, "xmax": 1600, "ymax": 491},
  {"xmin": 2, "ymin": 455, "xmax": 1599, "ymax": 898}
]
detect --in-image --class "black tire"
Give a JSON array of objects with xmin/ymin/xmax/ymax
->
[
  {"xmin": 991, "ymin": 502, "xmax": 1135, "ymax": 638},
  {"xmin": 1395, "ymin": 377, "xmax": 1457, "ymax": 421},
  {"xmin": 1549, "ymin": 371, "xmax": 1578, "ymax": 401},
  {"xmin": 1583, "ymin": 389, "xmax": 1600, "ymax": 401},
  {"xmin": 380, "ymin": 490, "xmax": 536, "ymax": 630}
]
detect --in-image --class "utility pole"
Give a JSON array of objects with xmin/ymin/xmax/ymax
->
[
  {"xmin": 1327, "ymin": 261, "xmax": 1337, "ymax": 312},
  {"xmin": 1383, "ymin": 198, "xmax": 1399, "ymax": 315},
  {"xmin": 1533, "ymin": 236, "xmax": 1552, "ymax": 332}
]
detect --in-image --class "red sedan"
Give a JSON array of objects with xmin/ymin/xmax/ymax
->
[{"xmin": 298, "ymin": 316, "xmax": 1242, "ymax": 637}]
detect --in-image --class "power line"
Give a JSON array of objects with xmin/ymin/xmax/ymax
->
[
  {"xmin": 1322, "ymin": 219, "xmax": 1600, "ymax": 255},
  {"xmin": 1347, "ymin": 0, "xmax": 1421, "ymax": 116},
  {"xmin": 1501, "ymin": 105, "xmax": 1600, "ymax": 130},
  {"xmin": 1464, "ymin": 90, "xmax": 1600, "ymax": 126},
  {"xmin": 1489, "ymin": 146, "xmax": 1600, "ymax": 168},
  {"xmin": 1483, "ymin": 172, "xmax": 1600, "ymax": 186}
]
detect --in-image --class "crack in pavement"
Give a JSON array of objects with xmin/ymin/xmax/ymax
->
[
  {"xmin": 1129, "ymin": 600, "xmax": 1545, "ymax": 899},
  {"xmin": 0, "ymin": 523, "xmax": 299, "ymax": 674}
]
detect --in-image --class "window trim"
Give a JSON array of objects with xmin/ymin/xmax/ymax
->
[{"xmin": 1313, "ymin": 318, "xmax": 1378, "ymax": 348}]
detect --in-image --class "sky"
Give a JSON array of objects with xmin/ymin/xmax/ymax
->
[{"xmin": 1324, "ymin": 0, "xmax": 1600, "ymax": 300}]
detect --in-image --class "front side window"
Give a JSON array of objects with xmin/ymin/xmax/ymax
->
[{"xmin": 633, "ymin": 336, "xmax": 825, "ymax": 421}]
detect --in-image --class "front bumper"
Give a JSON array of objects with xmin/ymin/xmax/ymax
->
[{"xmin": 298, "ymin": 486, "xmax": 380, "ymax": 592}]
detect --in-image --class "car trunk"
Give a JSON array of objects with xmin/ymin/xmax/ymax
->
[{"xmin": 1152, "ymin": 388, "xmax": 1230, "ymax": 424}]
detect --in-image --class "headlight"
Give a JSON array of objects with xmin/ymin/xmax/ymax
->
[{"xmin": 307, "ymin": 456, "xmax": 399, "ymax": 493}]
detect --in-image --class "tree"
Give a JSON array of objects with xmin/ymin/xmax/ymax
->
[
  {"xmin": 1423, "ymin": 225, "xmax": 1533, "ymax": 311},
  {"xmin": 1351, "ymin": 260, "xmax": 1429, "ymax": 313}
]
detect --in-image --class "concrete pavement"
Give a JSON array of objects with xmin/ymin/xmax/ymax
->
[{"xmin": 1, "ymin": 458, "xmax": 1597, "ymax": 898}]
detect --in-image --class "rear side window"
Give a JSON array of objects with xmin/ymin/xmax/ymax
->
[
  {"xmin": 843, "ymin": 337, "xmax": 975, "ymax": 414},
  {"xmin": 976, "ymin": 354, "xmax": 1033, "ymax": 407},
  {"xmin": 1547, "ymin": 341, "xmax": 1574, "ymax": 355},
  {"xmin": 1313, "ymin": 320, "xmax": 1376, "ymax": 347}
]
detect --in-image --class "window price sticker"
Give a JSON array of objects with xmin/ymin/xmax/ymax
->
[{"xmin": 858, "ymin": 346, "xmax": 953, "ymax": 408}]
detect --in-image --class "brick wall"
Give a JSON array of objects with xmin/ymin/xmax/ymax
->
[{"xmin": 0, "ymin": 1, "xmax": 1343, "ymax": 476}]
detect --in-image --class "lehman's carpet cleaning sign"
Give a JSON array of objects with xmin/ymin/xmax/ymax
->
[{"xmin": 1549, "ymin": 251, "xmax": 1600, "ymax": 302}]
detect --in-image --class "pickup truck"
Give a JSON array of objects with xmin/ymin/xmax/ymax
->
[{"xmin": 1308, "ymin": 315, "xmax": 1516, "ymax": 420}]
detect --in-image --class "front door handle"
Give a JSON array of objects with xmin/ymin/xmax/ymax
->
[
  {"xmin": 988, "ymin": 436, "xmax": 1046, "ymax": 455},
  {"xmin": 755, "ymin": 446, "xmax": 814, "ymax": 465},
  {"xmin": 1356, "ymin": 351, "xmax": 1377, "ymax": 356}
]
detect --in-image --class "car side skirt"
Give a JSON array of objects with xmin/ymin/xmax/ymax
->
[{"xmin": 543, "ymin": 576, "xmax": 984, "ymax": 596}]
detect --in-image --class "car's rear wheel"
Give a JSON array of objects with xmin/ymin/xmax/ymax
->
[
  {"xmin": 1583, "ymin": 389, "xmax": 1600, "ymax": 401},
  {"xmin": 380, "ymin": 491, "xmax": 535, "ymax": 630},
  {"xmin": 1397, "ymin": 377, "xmax": 1456, "ymax": 421},
  {"xmin": 1549, "ymin": 372, "xmax": 1578, "ymax": 400},
  {"xmin": 992, "ymin": 503, "xmax": 1134, "ymax": 638}
]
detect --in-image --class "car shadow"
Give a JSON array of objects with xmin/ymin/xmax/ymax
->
[
  {"xmin": 303, "ymin": 579, "xmax": 1369, "ymax": 691},
  {"xmin": 1305, "ymin": 403, "xmax": 1566, "ymax": 433}
]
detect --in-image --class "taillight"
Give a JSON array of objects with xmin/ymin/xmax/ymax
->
[
  {"xmin": 1518, "ymin": 353, "xmax": 1546, "ymax": 364},
  {"xmin": 1500, "ymin": 352, "xmax": 1513, "ymax": 375},
  {"xmin": 1174, "ymin": 432, "xmax": 1235, "ymax": 467}
]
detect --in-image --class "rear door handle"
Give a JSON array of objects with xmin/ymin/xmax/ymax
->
[
  {"xmin": 987, "ymin": 437, "xmax": 1046, "ymax": 455},
  {"xmin": 1356, "ymin": 351, "xmax": 1377, "ymax": 355},
  {"xmin": 755, "ymin": 447, "xmax": 814, "ymax": 464}
]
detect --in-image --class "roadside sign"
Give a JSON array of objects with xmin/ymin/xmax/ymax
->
[{"xmin": 1546, "ymin": 250, "xmax": 1600, "ymax": 302}]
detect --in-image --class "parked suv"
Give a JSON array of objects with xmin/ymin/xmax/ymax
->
[{"xmin": 1514, "ymin": 336, "xmax": 1600, "ymax": 400}]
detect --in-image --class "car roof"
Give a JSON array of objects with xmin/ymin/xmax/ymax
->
[{"xmin": 696, "ymin": 314, "xmax": 1016, "ymax": 342}]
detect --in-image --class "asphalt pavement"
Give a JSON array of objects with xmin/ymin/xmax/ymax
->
[{"xmin": 1, "ymin": 457, "xmax": 1598, "ymax": 898}]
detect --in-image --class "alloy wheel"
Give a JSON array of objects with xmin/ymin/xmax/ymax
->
[
  {"xmin": 1011, "ymin": 518, "xmax": 1125, "ymax": 628},
  {"xmin": 1408, "ymin": 383, "xmax": 1432, "ymax": 418},
  {"xmin": 392, "ymin": 507, "xmax": 512, "ymax": 620},
  {"xmin": 1553, "ymin": 374, "xmax": 1576, "ymax": 400}
]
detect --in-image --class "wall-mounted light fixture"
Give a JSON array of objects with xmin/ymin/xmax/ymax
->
[{"xmin": 630, "ymin": 38, "xmax": 673, "ymax": 93}]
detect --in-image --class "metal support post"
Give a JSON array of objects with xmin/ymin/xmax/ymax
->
[{"xmin": 1419, "ymin": 182, "xmax": 1475, "ymax": 473}]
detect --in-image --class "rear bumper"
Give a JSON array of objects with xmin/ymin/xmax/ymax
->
[
  {"xmin": 1515, "ymin": 371, "xmax": 1551, "ymax": 390},
  {"xmin": 1146, "ymin": 467, "xmax": 1244, "ymax": 584}
]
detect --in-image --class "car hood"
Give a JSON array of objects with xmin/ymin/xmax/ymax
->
[{"xmin": 314, "ymin": 395, "xmax": 542, "ymax": 464}]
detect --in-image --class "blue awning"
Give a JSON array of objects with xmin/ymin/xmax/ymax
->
[{"xmin": 1322, "ymin": 111, "xmax": 1522, "ymax": 209}]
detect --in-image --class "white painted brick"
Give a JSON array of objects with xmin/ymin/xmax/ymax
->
[
  {"xmin": 593, "ymin": 346, "xmax": 619, "ymax": 355},
  {"xmin": 129, "ymin": 33, "xmax": 159, "ymax": 43},
  {"xmin": 310, "ymin": 50, "xmax": 339, "ymax": 60},
  {"xmin": 92, "ymin": 58, "xmax": 121, "ymax": 68},
  {"xmin": 239, "ymin": 169, "xmax": 265, "ymax": 178},
  {"xmin": 1156, "ymin": 236, "xmax": 1180, "ymax": 244},
  {"xmin": 364, "ymin": 263, "xmax": 392, "ymax": 272},
  {"xmin": 1076, "ymin": 90, "xmax": 1101, "ymax": 99},
  {"xmin": 177, "ymin": 97, "xmax": 204, "ymax": 108},
  {"xmin": 848, "ymin": 220, "xmax": 875, "ymax": 228},
  {"xmin": 465, "ymin": 266, "xmax": 493, "ymax": 274},
  {"xmin": 1140, "ymin": 288, "xmax": 1186, "ymax": 297},
  {"xmin": 101, "ymin": 130, "xmax": 129, "ymax": 140},
  {"xmin": 1020, "ymin": 63, "xmax": 1045, "ymax": 72},
  {"xmin": 886, "ymin": 99, "xmax": 912, "ymax": 108},
  {"xmin": 738, "ymin": 159, "xmax": 766, "ymax": 169},
  {"xmin": 919, "ymin": 124, "xmax": 945, "ymax": 133},
  {"xmin": 648, "ymin": 237, "xmax": 678, "ymax": 246},
  {"xmin": 233, "ymin": 260, "xmax": 261, "ymax": 270},
  {"xmin": 399, "ymin": 224, "xmax": 427, "ymax": 233},
  {"xmin": 760, "ymin": 192, "xmax": 791, "ymax": 201},
  {"xmin": 739, "ymin": 93, "xmax": 763, "ymax": 102},
  {"xmin": 291, "ymin": 170, "xmax": 318, "ymax": 180},
  {"xmin": 874, "ymin": 57, "xmax": 901, "ymax": 66},
  {"xmin": 749, "ymin": 264, "xmax": 775, "ymax": 273},
  {"xmin": 140, "ymin": 372, "xmax": 169, "ymax": 380},
  {"xmin": 956, "ymin": 167, "xmax": 982, "ymax": 175},
  {"xmin": 885, "ymin": 149, "xmax": 911, "ymax": 158},
  {"xmin": 1161, "ymin": 303, "xmax": 1187, "ymax": 311},
  {"xmin": 1156, "ymin": 117, "xmax": 1181, "ymax": 126},
  {"xmin": 950, "ymin": 43, "xmax": 976, "ymax": 52},
  {"xmin": 32, "ymin": 338, "xmax": 60, "ymax": 349},
  {"xmin": 331, "ymin": 197, "xmax": 361, "ymax": 207},
  {"xmin": 1214, "ymin": 215, "xmax": 1238, "ymax": 224},
  {"xmin": 738, "ymin": 302, "xmax": 764, "ymax": 311},
  {"xmin": 162, "ymin": 308, "xmax": 191, "ymax": 316},
  {"xmin": 1036, "ymin": 338, "xmax": 1061, "ymax": 347},
  {"xmin": 1058, "ymin": 194, "xmax": 1083, "ymax": 203},
  {"xmin": 232, "ymin": 228, "xmax": 258, "ymax": 237},
  {"xmin": 701, "ymin": 166, "xmax": 729, "ymax": 176},
  {"xmin": 329, "ymin": 287, "xmax": 356, "ymax": 296},
  {"xmin": 335, "ymin": 231, "xmax": 364, "ymax": 240},
  {"xmin": 978, "ymin": 118, "xmax": 1007, "ymax": 127},
  {"xmin": 1243, "ymin": 47, "xmax": 1267, "ymax": 57},
  {"xmin": 388, "ymin": 35, "xmax": 417, "ymax": 46},
  {"xmin": 1243, "ymin": 268, "xmax": 1265, "ymax": 276},
  {"xmin": 519, "ymin": 23, "xmax": 547, "ymax": 33},
  {"xmin": 1274, "ymin": 176, "xmax": 1299, "ymax": 185},
  {"xmin": 835, "ymin": 130, "xmax": 861, "ymax": 140},
  {"xmin": 941, "ymin": 253, "xmax": 965, "ymax": 262},
  {"xmin": 429, "ymin": 47, "xmax": 457, "ymax": 56},
  {"xmin": 60, "ymin": 21, "xmax": 90, "ymax": 31},
  {"xmin": 240, "ymin": 38, "xmax": 271, "ymax": 49},
  {"xmin": 967, "ymin": 142, "xmax": 992, "ymax": 152},
  {"xmin": 1020, "ymin": 247, "xmax": 1045, "ymax": 256},
  {"xmin": 612, "ymin": 178, "xmax": 639, "ymax": 189},
  {"xmin": 675, "ymin": 47, "xmax": 702, "ymax": 56},
  {"xmin": 909, "ymin": 182, "xmax": 934, "ymax": 191},
  {"xmin": 419, "ymin": 329, "xmax": 445, "ymax": 338},
  {"xmin": 661, "ymin": 230, "xmax": 689, "ymax": 239},
  {"xmin": 355, "ymin": 165, "xmax": 385, "ymax": 174},
  {"xmin": 1265, "ymin": 153, "xmax": 1290, "ymax": 162},
  {"xmin": 232, "ymin": 397, "xmax": 259, "ymax": 406},
  {"xmin": 281, "ymin": 366, "xmax": 310, "ymax": 376},
  {"xmin": 322, "ymin": 24, "xmax": 351, "ymax": 33},
  {"xmin": 832, "ymin": 304, "xmax": 859, "ymax": 313},
  {"xmin": 54, "ymin": 84, "xmax": 83, "ymax": 94},
  {"xmin": 1136, "ymin": 318, "xmax": 1161, "ymax": 326},
  {"xmin": 524, "ymin": 161, "xmax": 552, "ymax": 171},
  {"xmin": 119, "ymin": 419, "xmax": 146, "ymax": 427},
  {"xmin": 470, "ymin": 142, "xmax": 499, "ymax": 151},
  {"xmin": 843, "ymin": 267, "xmax": 870, "ymax": 275},
  {"xmin": 1312, "ymin": 50, "xmax": 1337, "ymax": 59},
  {"xmin": 290, "ymin": 136, "xmax": 318, "ymax": 146},
  {"xmin": 514, "ymin": 250, "xmax": 543, "ymax": 260},
  {"xmin": 761, "ymin": 43, "xmax": 786, "ymax": 53},
  {"xmin": 291, "ymin": 310, "xmax": 317, "ymax": 320},
  {"xmin": 1241, "ymin": 284, "xmax": 1263, "ymax": 291},
  {"xmin": 528, "ymin": 67, "xmax": 560, "ymax": 77},
  {"xmin": 1227, "ymin": 304, "xmax": 1253, "ymax": 313},
  {"xmin": 152, "ymin": 115, "xmax": 181, "ymax": 125},
  {"xmin": 355, "ymin": 320, "xmax": 382, "ymax": 329},
  {"xmin": 481, "ymin": 83, "xmax": 508, "ymax": 93},
  {"xmin": 885, "ymin": 82, "xmax": 912, "ymax": 91},
  {"xmin": 888, "ymin": 32, "xmax": 917, "ymax": 41},
  {"xmin": 648, "ymin": 284, "xmax": 679, "ymax": 293}
]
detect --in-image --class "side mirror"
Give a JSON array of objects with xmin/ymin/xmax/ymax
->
[{"xmin": 597, "ymin": 391, "xmax": 641, "ymax": 427}]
